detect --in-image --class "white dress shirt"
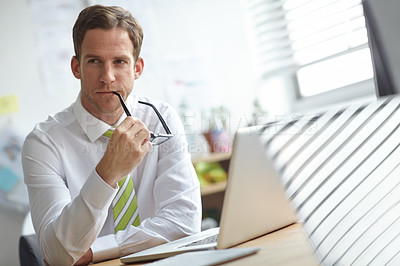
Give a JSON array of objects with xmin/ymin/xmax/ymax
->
[{"xmin": 22, "ymin": 94, "xmax": 202, "ymax": 265}]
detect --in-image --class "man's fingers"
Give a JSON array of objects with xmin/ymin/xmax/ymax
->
[
  {"xmin": 115, "ymin": 117, "xmax": 149, "ymax": 139},
  {"xmin": 99, "ymin": 117, "xmax": 152, "ymax": 186},
  {"xmin": 116, "ymin": 116, "xmax": 137, "ymax": 132},
  {"xmin": 135, "ymin": 128, "xmax": 150, "ymax": 140},
  {"xmin": 112, "ymin": 117, "xmax": 151, "ymax": 150}
]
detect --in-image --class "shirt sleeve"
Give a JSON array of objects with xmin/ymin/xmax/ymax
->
[
  {"xmin": 91, "ymin": 104, "xmax": 203, "ymax": 262},
  {"xmin": 22, "ymin": 130, "xmax": 118, "ymax": 266}
]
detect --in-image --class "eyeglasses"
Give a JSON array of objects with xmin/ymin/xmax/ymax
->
[{"xmin": 113, "ymin": 92, "xmax": 173, "ymax": 145}]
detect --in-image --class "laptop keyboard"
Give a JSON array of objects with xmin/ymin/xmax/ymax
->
[{"xmin": 180, "ymin": 233, "xmax": 219, "ymax": 248}]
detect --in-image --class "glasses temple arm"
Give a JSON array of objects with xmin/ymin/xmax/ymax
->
[
  {"xmin": 113, "ymin": 92, "xmax": 132, "ymax": 116},
  {"xmin": 138, "ymin": 101, "xmax": 172, "ymax": 134}
]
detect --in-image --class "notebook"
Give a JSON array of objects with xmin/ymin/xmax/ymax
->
[
  {"xmin": 120, "ymin": 126, "xmax": 298, "ymax": 264},
  {"xmin": 146, "ymin": 247, "xmax": 260, "ymax": 266}
]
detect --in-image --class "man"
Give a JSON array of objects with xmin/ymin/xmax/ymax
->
[{"xmin": 22, "ymin": 5, "xmax": 201, "ymax": 266}]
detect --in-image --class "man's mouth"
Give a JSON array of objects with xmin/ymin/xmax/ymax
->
[{"xmin": 97, "ymin": 91, "xmax": 119, "ymax": 95}]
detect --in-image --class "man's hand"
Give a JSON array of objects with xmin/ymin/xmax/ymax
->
[
  {"xmin": 96, "ymin": 116, "xmax": 152, "ymax": 187},
  {"xmin": 74, "ymin": 248, "xmax": 93, "ymax": 266}
]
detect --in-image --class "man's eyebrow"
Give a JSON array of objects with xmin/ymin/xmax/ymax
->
[
  {"xmin": 114, "ymin": 55, "xmax": 132, "ymax": 61},
  {"xmin": 83, "ymin": 54, "xmax": 101, "ymax": 59},
  {"xmin": 82, "ymin": 54, "xmax": 132, "ymax": 61}
]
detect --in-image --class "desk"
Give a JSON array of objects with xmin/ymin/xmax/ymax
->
[{"xmin": 94, "ymin": 223, "xmax": 319, "ymax": 266}]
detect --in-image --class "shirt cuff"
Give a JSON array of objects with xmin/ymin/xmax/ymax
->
[
  {"xmin": 91, "ymin": 234, "xmax": 119, "ymax": 263},
  {"xmin": 81, "ymin": 169, "xmax": 118, "ymax": 210}
]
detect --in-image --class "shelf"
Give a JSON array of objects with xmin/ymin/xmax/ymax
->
[
  {"xmin": 200, "ymin": 181, "xmax": 227, "ymax": 196},
  {"xmin": 192, "ymin": 152, "xmax": 231, "ymax": 224}
]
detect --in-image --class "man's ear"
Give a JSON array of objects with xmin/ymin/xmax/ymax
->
[
  {"xmin": 71, "ymin": 56, "xmax": 81, "ymax": 79},
  {"xmin": 134, "ymin": 57, "xmax": 144, "ymax": 80}
]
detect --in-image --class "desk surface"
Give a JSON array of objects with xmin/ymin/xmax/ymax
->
[{"xmin": 94, "ymin": 223, "xmax": 319, "ymax": 266}]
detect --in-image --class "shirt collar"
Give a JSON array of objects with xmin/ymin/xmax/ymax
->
[{"xmin": 73, "ymin": 93, "xmax": 131, "ymax": 142}]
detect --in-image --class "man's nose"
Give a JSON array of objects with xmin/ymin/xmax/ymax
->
[{"xmin": 100, "ymin": 63, "xmax": 116, "ymax": 84}]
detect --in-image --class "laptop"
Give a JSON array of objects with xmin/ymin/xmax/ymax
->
[{"xmin": 120, "ymin": 126, "xmax": 298, "ymax": 264}]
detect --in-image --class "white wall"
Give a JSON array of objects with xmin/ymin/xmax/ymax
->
[
  {"xmin": 0, "ymin": 1, "xmax": 80, "ymax": 136},
  {"xmin": 0, "ymin": 0, "xmax": 270, "ymax": 136},
  {"xmin": 0, "ymin": 0, "xmax": 75, "ymax": 264},
  {"xmin": 113, "ymin": 0, "xmax": 264, "ymax": 134}
]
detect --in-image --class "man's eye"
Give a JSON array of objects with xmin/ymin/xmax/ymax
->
[
  {"xmin": 88, "ymin": 59, "xmax": 99, "ymax": 64},
  {"xmin": 115, "ymin": 60, "xmax": 126, "ymax": 64}
]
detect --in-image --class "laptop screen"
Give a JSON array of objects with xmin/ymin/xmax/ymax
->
[{"xmin": 217, "ymin": 125, "xmax": 297, "ymax": 249}]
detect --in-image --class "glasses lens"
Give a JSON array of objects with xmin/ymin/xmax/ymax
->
[{"xmin": 150, "ymin": 136, "xmax": 171, "ymax": 146}]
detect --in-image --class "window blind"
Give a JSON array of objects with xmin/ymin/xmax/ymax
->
[
  {"xmin": 246, "ymin": 0, "xmax": 369, "ymax": 81},
  {"xmin": 285, "ymin": 0, "xmax": 368, "ymax": 66},
  {"xmin": 246, "ymin": 0, "xmax": 294, "ymax": 77}
]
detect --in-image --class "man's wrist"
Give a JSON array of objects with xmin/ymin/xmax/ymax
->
[
  {"xmin": 95, "ymin": 165, "xmax": 117, "ymax": 188},
  {"xmin": 73, "ymin": 248, "xmax": 93, "ymax": 266},
  {"xmin": 81, "ymin": 170, "xmax": 118, "ymax": 210},
  {"xmin": 91, "ymin": 235, "xmax": 120, "ymax": 263}
]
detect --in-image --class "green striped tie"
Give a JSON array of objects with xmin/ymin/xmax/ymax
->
[{"xmin": 104, "ymin": 128, "xmax": 140, "ymax": 233}]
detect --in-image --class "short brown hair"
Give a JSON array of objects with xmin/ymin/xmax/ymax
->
[{"xmin": 73, "ymin": 5, "xmax": 143, "ymax": 61}]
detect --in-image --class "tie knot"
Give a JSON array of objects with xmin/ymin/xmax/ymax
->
[{"xmin": 103, "ymin": 127, "xmax": 115, "ymax": 138}]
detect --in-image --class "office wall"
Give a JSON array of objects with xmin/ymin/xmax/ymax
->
[
  {"xmin": 115, "ymin": 0, "xmax": 270, "ymax": 133},
  {"xmin": 0, "ymin": 0, "xmax": 277, "ymax": 136},
  {"xmin": 0, "ymin": 1, "xmax": 63, "ymax": 264},
  {"xmin": 0, "ymin": 1, "xmax": 80, "ymax": 136}
]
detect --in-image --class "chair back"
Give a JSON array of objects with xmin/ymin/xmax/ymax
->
[{"xmin": 19, "ymin": 234, "xmax": 44, "ymax": 266}]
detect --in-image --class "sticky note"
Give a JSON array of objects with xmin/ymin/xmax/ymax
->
[
  {"xmin": 0, "ymin": 94, "xmax": 19, "ymax": 115},
  {"xmin": 0, "ymin": 166, "xmax": 19, "ymax": 193}
]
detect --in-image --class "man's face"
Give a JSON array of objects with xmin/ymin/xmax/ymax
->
[{"xmin": 71, "ymin": 28, "xmax": 143, "ymax": 121}]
